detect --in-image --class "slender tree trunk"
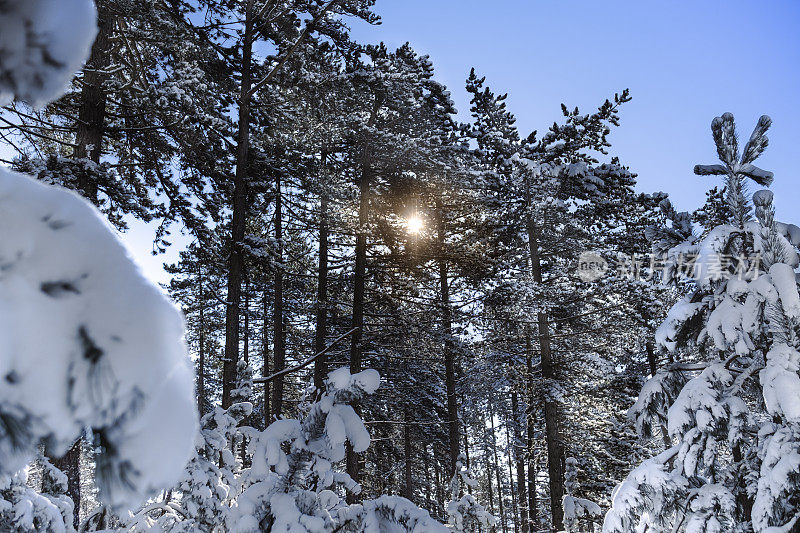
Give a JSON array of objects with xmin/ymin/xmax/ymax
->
[
  {"xmin": 52, "ymin": 441, "xmax": 81, "ymax": 529},
  {"xmin": 526, "ymin": 203, "xmax": 565, "ymax": 531},
  {"xmin": 646, "ymin": 341, "xmax": 672, "ymax": 449},
  {"xmin": 525, "ymin": 333, "xmax": 538, "ymax": 529},
  {"xmin": 403, "ymin": 409, "xmax": 413, "ymax": 501},
  {"xmin": 313, "ymin": 183, "xmax": 329, "ymax": 391},
  {"xmin": 222, "ymin": 2, "xmax": 254, "ymax": 409},
  {"xmin": 346, "ymin": 160, "xmax": 370, "ymax": 493},
  {"xmin": 197, "ymin": 263, "xmax": 206, "ymax": 416},
  {"xmin": 511, "ymin": 390, "xmax": 529, "ymax": 533},
  {"xmin": 489, "ymin": 403, "xmax": 508, "ymax": 533},
  {"xmin": 271, "ymin": 173, "xmax": 286, "ymax": 417},
  {"xmin": 504, "ymin": 414, "xmax": 519, "ymax": 533},
  {"xmin": 483, "ymin": 415, "xmax": 497, "ymax": 517},
  {"xmin": 262, "ymin": 290, "xmax": 271, "ymax": 425},
  {"xmin": 424, "ymin": 444, "xmax": 433, "ymax": 512},
  {"xmin": 75, "ymin": 3, "xmax": 113, "ymax": 202},
  {"xmin": 437, "ymin": 206, "xmax": 461, "ymax": 478}
]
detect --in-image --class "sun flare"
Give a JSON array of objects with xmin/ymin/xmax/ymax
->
[{"xmin": 406, "ymin": 215, "xmax": 424, "ymax": 234}]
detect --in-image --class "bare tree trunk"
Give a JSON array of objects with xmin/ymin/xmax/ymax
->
[
  {"xmin": 525, "ymin": 332, "xmax": 538, "ymax": 529},
  {"xmin": 526, "ymin": 203, "xmax": 564, "ymax": 531},
  {"xmin": 262, "ymin": 289, "xmax": 271, "ymax": 425},
  {"xmin": 222, "ymin": 2, "xmax": 254, "ymax": 409},
  {"xmin": 403, "ymin": 409, "xmax": 413, "ymax": 501},
  {"xmin": 346, "ymin": 160, "xmax": 369, "ymax": 495},
  {"xmin": 483, "ymin": 414, "xmax": 497, "ymax": 518},
  {"xmin": 504, "ymin": 412, "xmax": 519, "ymax": 533},
  {"xmin": 75, "ymin": 3, "xmax": 113, "ymax": 202},
  {"xmin": 197, "ymin": 263, "xmax": 206, "ymax": 416},
  {"xmin": 511, "ymin": 390, "xmax": 529, "ymax": 533},
  {"xmin": 489, "ymin": 403, "xmax": 508, "ymax": 533},
  {"xmin": 52, "ymin": 441, "xmax": 81, "ymax": 529},
  {"xmin": 313, "ymin": 184, "xmax": 329, "ymax": 392},
  {"xmin": 437, "ymin": 205, "xmax": 461, "ymax": 478},
  {"xmin": 271, "ymin": 174, "xmax": 286, "ymax": 417}
]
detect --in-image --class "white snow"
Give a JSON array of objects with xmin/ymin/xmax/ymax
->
[
  {"xmin": 0, "ymin": 0, "xmax": 97, "ymax": 107},
  {"xmin": 0, "ymin": 168, "xmax": 197, "ymax": 511}
]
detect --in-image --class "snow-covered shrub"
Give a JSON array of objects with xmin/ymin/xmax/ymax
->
[
  {"xmin": 0, "ymin": 466, "xmax": 72, "ymax": 532},
  {"xmin": 0, "ymin": 0, "xmax": 97, "ymax": 106},
  {"xmin": 605, "ymin": 114, "xmax": 800, "ymax": 532},
  {"xmin": 0, "ymin": 168, "xmax": 198, "ymax": 511},
  {"xmin": 445, "ymin": 454, "xmax": 496, "ymax": 532}
]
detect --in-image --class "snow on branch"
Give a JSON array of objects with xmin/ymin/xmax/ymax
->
[
  {"xmin": 0, "ymin": 0, "xmax": 97, "ymax": 107},
  {"xmin": 0, "ymin": 168, "xmax": 197, "ymax": 511}
]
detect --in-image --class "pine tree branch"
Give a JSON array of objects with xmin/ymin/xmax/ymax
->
[
  {"xmin": 245, "ymin": 0, "xmax": 340, "ymax": 101},
  {"xmin": 253, "ymin": 327, "xmax": 358, "ymax": 384}
]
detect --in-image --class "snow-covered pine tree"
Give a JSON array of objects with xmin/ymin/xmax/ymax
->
[{"xmin": 605, "ymin": 113, "xmax": 800, "ymax": 532}]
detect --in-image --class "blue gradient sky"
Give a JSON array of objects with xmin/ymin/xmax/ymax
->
[
  {"xmin": 349, "ymin": 0, "xmax": 800, "ymax": 216},
  {"xmin": 54, "ymin": 1, "xmax": 800, "ymax": 283}
]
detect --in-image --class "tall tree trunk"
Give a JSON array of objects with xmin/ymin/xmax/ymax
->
[
  {"xmin": 60, "ymin": 8, "xmax": 115, "ymax": 519},
  {"xmin": 75, "ymin": 3, "xmax": 113, "ymax": 202},
  {"xmin": 271, "ymin": 174, "xmax": 286, "ymax": 417},
  {"xmin": 438, "ymin": 206, "xmax": 461, "ymax": 477},
  {"xmin": 526, "ymin": 198, "xmax": 565, "ymax": 531},
  {"xmin": 424, "ymin": 444, "xmax": 433, "ymax": 512},
  {"xmin": 403, "ymin": 409, "xmax": 413, "ymax": 501},
  {"xmin": 346, "ymin": 160, "xmax": 370, "ymax": 493},
  {"xmin": 262, "ymin": 289, "xmax": 271, "ymax": 425},
  {"xmin": 483, "ymin": 415, "xmax": 496, "ymax": 517},
  {"xmin": 511, "ymin": 390, "xmax": 529, "ymax": 533},
  {"xmin": 489, "ymin": 403, "xmax": 508, "ymax": 533},
  {"xmin": 504, "ymin": 413, "xmax": 520, "ymax": 533},
  {"xmin": 313, "ymin": 184, "xmax": 329, "ymax": 391},
  {"xmin": 222, "ymin": 2, "xmax": 254, "ymax": 409},
  {"xmin": 52, "ymin": 441, "xmax": 81, "ymax": 529},
  {"xmin": 525, "ymin": 332, "xmax": 538, "ymax": 529},
  {"xmin": 197, "ymin": 263, "xmax": 206, "ymax": 415}
]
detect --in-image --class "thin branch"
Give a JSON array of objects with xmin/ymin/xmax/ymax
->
[{"xmin": 253, "ymin": 327, "xmax": 358, "ymax": 384}]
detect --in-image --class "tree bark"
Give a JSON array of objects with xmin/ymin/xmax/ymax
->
[
  {"xmin": 222, "ymin": 1, "xmax": 254, "ymax": 409},
  {"xmin": 271, "ymin": 173, "xmax": 286, "ymax": 417},
  {"xmin": 525, "ymin": 332, "xmax": 538, "ymax": 529},
  {"xmin": 262, "ymin": 289, "xmax": 271, "ymax": 425},
  {"xmin": 526, "ymin": 197, "xmax": 565, "ymax": 531},
  {"xmin": 346, "ymin": 159, "xmax": 369, "ymax": 493},
  {"xmin": 197, "ymin": 263, "xmax": 206, "ymax": 415},
  {"xmin": 52, "ymin": 441, "xmax": 81, "ymax": 529},
  {"xmin": 489, "ymin": 403, "xmax": 508, "ymax": 533},
  {"xmin": 511, "ymin": 390, "xmax": 529, "ymax": 533},
  {"xmin": 438, "ymin": 206, "xmax": 461, "ymax": 478},
  {"xmin": 75, "ymin": 3, "xmax": 113, "ymax": 202},
  {"xmin": 403, "ymin": 409, "xmax": 413, "ymax": 501},
  {"xmin": 313, "ymin": 183, "xmax": 329, "ymax": 392}
]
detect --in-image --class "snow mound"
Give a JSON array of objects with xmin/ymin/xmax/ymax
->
[
  {"xmin": 0, "ymin": 168, "xmax": 197, "ymax": 511},
  {"xmin": 0, "ymin": 0, "xmax": 97, "ymax": 107}
]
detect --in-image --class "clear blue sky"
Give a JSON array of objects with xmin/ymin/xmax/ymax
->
[
  {"xmin": 349, "ymin": 0, "xmax": 800, "ymax": 217},
  {"xmin": 55, "ymin": 1, "xmax": 800, "ymax": 283}
]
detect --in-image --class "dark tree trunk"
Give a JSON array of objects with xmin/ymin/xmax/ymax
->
[
  {"xmin": 482, "ymin": 415, "xmax": 496, "ymax": 517},
  {"xmin": 222, "ymin": 4, "xmax": 254, "ymax": 409},
  {"xmin": 271, "ymin": 174, "xmax": 285, "ymax": 417},
  {"xmin": 197, "ymin": 264, "xmax": 206, "ymax": 415},
  {"xmin": 525, "ymin": 333, "xmax": 538, "ymax": 529},
  {"xmin": 511, "ymin": 390, "xmax": 529, "ymax": 533},
  {"xmin": 526, "ymin": 205, "xmax": 565, "ymax": 531},
  {"xmin": 262, "ymin": 289, "xmax": 271, "ymax": 426},
  {"xmin": 75, "ymin": 3, "xmax": 113, "ymax": 202},
  {"xmin": 313, "ymin": 187, "xmax": 329, "ymax": 392},
  {"xmin": 52, "ymin": 441, "xmax": 81, "ymax": 529},
  {"xmin": 403, "ymin": 410, "xmax": 413, "ymax": 501},
  {"xmin": 437, "ymin": 206, "xmax": 461, "ymax": 478},
  {"xmin": 346, "ymin": 160, "xmax": 370, "ymax": 494},
  {"xmin": 504, "ymin": 412, "xmax": 519, "ymax": 533},
  {"xmin": 489, "ymin": 403, "xmax": 508, "ymax": 533}
]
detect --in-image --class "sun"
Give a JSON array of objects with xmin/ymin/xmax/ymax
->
[{"xmin": 406, "ymin": 215, "xmax": 424, "ymax": 235}]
